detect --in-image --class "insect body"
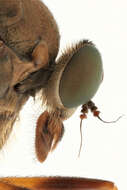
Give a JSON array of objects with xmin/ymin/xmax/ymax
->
[
  {"xmin": 0, "ymin": 0, "xmax": 103, "ymax": 161},
  {"xmin": 0, "ymin": 0, "xmax": 119, "ymax": 189}
]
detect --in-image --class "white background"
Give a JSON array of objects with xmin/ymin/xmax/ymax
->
[{"xmin": 0, "ymin": 0, "xmax": 127, "ymax": 190}]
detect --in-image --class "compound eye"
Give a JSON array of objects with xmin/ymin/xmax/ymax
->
[
  {"xmin": 59, "ymin": 44, "xmax": 103, "ymax": 108},
  {"xmin": 0, "ymin": 0, "xmax": 23, "ymax": 26}
]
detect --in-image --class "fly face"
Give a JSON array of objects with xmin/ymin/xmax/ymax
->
[{"xmin": 35, "ymin": 40, "xmax": 103, "ymax": 162}]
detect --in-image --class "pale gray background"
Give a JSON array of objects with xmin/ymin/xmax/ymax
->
[{"xmin": 0, "ymin": 0, "xmax": 127, "ymax": 190}]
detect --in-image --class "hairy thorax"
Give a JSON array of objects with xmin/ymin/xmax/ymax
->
[
  {"xmin": 0, "ymin": 0, "xmax": 60, "ymax": 61},
  {"xmin": 0, "ymin": 0, "xmax": 60, "ymax": 149}
]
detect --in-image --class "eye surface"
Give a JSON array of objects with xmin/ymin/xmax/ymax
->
[{"xmin": 59, "ymin": 44, "xmax": 103, "ymax": 108}]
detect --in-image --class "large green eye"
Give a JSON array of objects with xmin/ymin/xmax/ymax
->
[{"xmin": 59, "ymin": 44, "xmax": 103, "ymax": 108}]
